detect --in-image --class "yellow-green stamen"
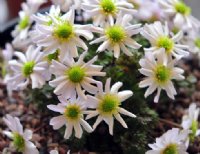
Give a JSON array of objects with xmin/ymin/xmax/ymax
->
[
  {"xmin": 54, "ymin": 21, "xmax": 74, "ymax": 42},
  {"xmin": 190, "ymin": 120, "xmax": 198, "ymax": 141},
  {"xmin": 155, "ymin": 65, "xmax": 171, "ymax": 84},
  {"xmin": 66, "ymin": 66, "xmax": 85, "ymax": 83},
  {"xmin": 64, "ymin": 104, "xmax": 81, "ymax": 121},
  {"xmin": 98, "ymin": 94, "xmax": 120, "ymax": 116},
  {"xmin": 106, "ymin": 26, "xmax": 126, "ymax": 43},
  {"xmin": 157, "ymin": 36, "xmax": 174, "ymax": 54},
  {"xmin": 162, "ymin": 144, "xmax": 178, "ymax": 154},
  {"xmin": 13, "ymin": 132, "xmax": 25, "ymax": 152},
  {"xmin": 19, "ymin": 16, "xmax": 29, "ymax": 30},
  {"xmin": 100, "ymin": 0, "xmax": 117, "ymax": 14},
  {"xmin": 22, "ymin": 61, "xmax": 35, "ymax": 77},
  {"xmin": 175, "ymin": 1, "xmax": 191, "ymax": 15}
]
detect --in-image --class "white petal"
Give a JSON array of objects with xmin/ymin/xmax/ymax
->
[
  {"xmin": 118, "ymin": 90, "xmax": 133, "ymax": 102},
  {"xmin": 105, "ymin": 116, "xmax": 114, "ymax": 135},
  {"xmin": 114, "ymin": 114, "xmax": 127, "ymax": 128},
  {"xmin": 74, "ymin": 123, "xmax": 83, "ymax": 138},
  {"xmin": 47, "ymin": 105, "xmax": 65, "ymax": 113},
  {"xmin": 80, "ymin": 119, "xmax": 93, "ymax": 133},
  {"xmin": 23, "ymin": 129, "xmax": 33, "ymax": 141},
  {"xmin": 118, "ymin": 108, "xmax": 136, "ymax": 118},
  {"xmin": 64, "ymin": 123, "xmax": 73, "ymax": 139},
  {"xmin": 50, "ymin": 115, "xmax": 66, "ymax": 130},
  {"xmin": 111, "ymin": 82, "xmax": 123, "ymax": 94}
]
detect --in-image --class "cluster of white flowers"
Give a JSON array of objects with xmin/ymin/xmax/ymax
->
[
  {"xmin": 2, "ymin": 0, "xmax": 200, "ymax": 153},
  {"xmin": 146, "ymin": 103, "xmax": 200, "ymax": 154}
]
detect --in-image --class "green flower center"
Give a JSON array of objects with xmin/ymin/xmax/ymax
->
[
  {"xmin": 195, "ymin": 38, "xmax": 200, "ymax": 49},
  {"xmin": 47, "ymin": 19, "xmax": 53, "ymax": 26},
  {"xmin": 54, "ymin": 22, "xmax": 74, "ymax": 42},
  {"xmin": 157, "ymin": 36, "xmax": 174, "ymax": 53},
  {"xmin": 64, "ymin": 104, "xmax": 81, "ymax": 121},
  {"xmin": 47, "ymin": 50, "xmax": 60, "ymax": 62},
  {"xmin": 13, "ymin": 132, "xmax": 25, "ymax": 152},
  {"xmin": 67, "ymin": 66, "xmax": 85, "ymax": 83},
  {"xmin": 98, "ymin": 94, "xmax": 120, "ymax": 116},
  {"xmin": 175, "ymin": 1, "xmax": 191, "ymax": 15},
  {"xmin": 100, "ymin": 0, "xmax": 117, "ymax": 14},
  {"xmin": 19, "ymin": 16, "xmax": 29, "ymax": 30},
  {"xmin": 106, "ymin": 26, "xmax": 126, "ymax": 43},
  {"xmin": 155, "ymin": 65, "xmax": 171, "ymax": 84},
  {"xmin": 189, "ymin": 120, "xmax": 198, "ymax": 141},
  {"xmin": 22, "ymin": 61, "xmax": 35, "ymax": 77},
  {"xmin": 162, "ymin": 144, "xmax": 178, "ymax": 154}
]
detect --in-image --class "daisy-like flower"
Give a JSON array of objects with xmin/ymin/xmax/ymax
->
[
  {"xmin": 12, "ymin": 3, "xmax": 33, "ymax": 50},
  {"xmin": 85, "ymin": 78, "xmax": 136, "ymax": 135},
  {"xmin": 47, "ymin": 96, "xmax": 93, "ymax": 139},
  {"xmin": 82, "ymin": 0, "xmax": 137, "ymax": 26},
  {"xmin": 32, "ymin": 5, "xmax": 61, "ymax": 26},
  {"xmin": 158, "ymin": 0, "xmax": 200, "ymax": 29},
  {"xmin": 8, "ymin": 46, "xmax": 50, "ymax": 90},
  {"xmin": 141, "ymin": 21, "xmax": 189, "ymax": 59},
  {"xmin": 26, "ymin": 0, "xmax": 47, "ymax": 13},
  {"xmin": 181, "ymin": 29, "xmax": 200, "ymax": 60},
  {"xmin": 2, "ymin": 43, "xmax": 14, "ymax": 64},
  {"xmin": 51, "ymin": 0, "xmax": 82, "ymax": 12},
  {"xmin": 131, "ymin": 0, "xmax": 163, "ymax": 22},
  {"xmin": 146, "ymin": 128, "xmax": 189, "ymax": 154},
  {"xmin": 3, "ymin": 115, "xmax": 39, "ymax": 154},
  {"xmin": 49, "ymin": 51, "xmax": 106, "ymax": 99},
  {"xmin": 2, "ymin": 43, "xmax": 14, "ymax": 97},
  {"xmin": 90, "ymin": 14, "xmax": 142, "ymax": 58},
  {"xmin": 33, "ymin": 8, "xmax": 93, "ymax": 60},
  {"xmin": 182, "ymin": 103, "xmax": 200, "ymax": 142},
  {"xmin": 2, "ymin": 43, "xmax": 14, "ymax": 76},
  {"xmin": 139, "ymin": 50, "xmax": 185, "ymax": 103}
]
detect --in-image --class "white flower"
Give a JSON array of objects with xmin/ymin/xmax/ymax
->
[
  {"xmin": 90, "ymin": 14, "xmax": 141, "ymax": 58},
  {"xmin": 82, "ymin": 0, "xmax": 136, "ymax": 26},
  {"xmin": 50, "ymin": 149, "xmax": 59, "ymax": 154},
  {"xmin": 3, "ymin": 115, "xmax": 39, "ymax": 154},
  {"xmin": 8, "ymin": 46, "xmax": 50, "ymax": 90},
  {"xmin": 47, "ymin": 96, "xmax": 93, "ymax": 139},
  {"xmin": 32, "ymin": 5, "xmax": 61, "ymax": 26},
  {"xmin": 146, "ymin": 128, "xmax": 189, "ymax": 154},
  {"xmin": 49, "ymin": 51, "xmax": 106, "ymax": 99},
  {"xmin": 132, "ymin": 0, "xmax": 163, "ymax": 21},
  {"xmin": 2, "ymin": 43, "xmax": 14, "ymax": 97},
  {"xmin": 182, "ymin": 103, "xmax": 200, "ymax": 141},
  {"xmin": 27, "ymin": 0, "xmax": 47, "ymax": 13},
  {"xmin": 12, "ymin": 3, "xmax": 34, "ymax": 50},
  {"xmin": 158, "ymin": 0, "xmax": 200, "ymax": 29},
  {"xmin": 2, "ymin": 43, "xmax": 14, "ymax": 63},
  {"xmin": 51, "ymin": 0, "xmax": 82, "ymax": 12},
  {"xmin": 141, "ymin": 21, "xmax": 189, "ymax": 59},
  {"xmin": 139, "ymin": 50, "xmax": 185, "ymax": 103},
  {"xmin": 32, "ymin": 8, "xmax": 93, "ymax": 60},
  {"xmin": 85, "ymin": 78, "xmax": 136, "ymax": 135},
  {"xmin": 181, "ymin": 29, "xmax": 200, "ymax": 58}
]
